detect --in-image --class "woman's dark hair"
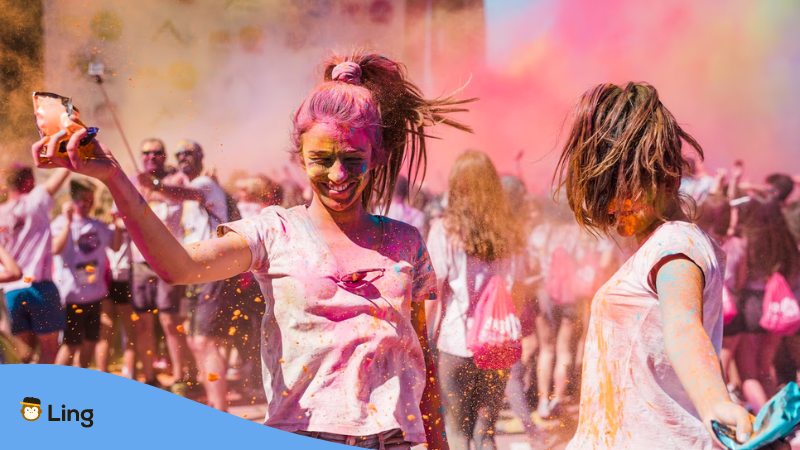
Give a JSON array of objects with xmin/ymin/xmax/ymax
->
[
  {"xmin": 739, "ymin": 200, "xmax": 800, "ymax": 281},
  {"xmin": 695, "ymin": 193, "xmax": 730, "ymax": 238},
  {"xmin": 554, "ymin": 82, "xmax": 702, "ymax": 234}
]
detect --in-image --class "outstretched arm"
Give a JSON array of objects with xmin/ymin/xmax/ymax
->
[
  {"xmin": 43, "ymin": 168, "xmax": 71, "ymax": 196},
  {"xmin": 32, "ymin": 129, "xmax": 252, "ymax": 285},
  {"xmin": 52, "ymin": 202, "xmax": 74, "ymax": 255},
  {"xmin": 137, "ymin": 172, "xmax": 204, "ymax": 203},
  {"xmin": 413, "ymin": 302, "xmax": 449, "ymax": 450},
  {"xmin": 658, "ymin": 257, "xmax": 752, "ymax": 445}
]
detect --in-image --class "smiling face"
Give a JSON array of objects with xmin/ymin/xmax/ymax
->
[
  {"xmin": 300, "ymin": 122, "xmax": 375, "ymax": 213},
  {"xmin": 140, "ymin": 141, "xmax": 166, "ymax": 174},
  {"xmin": 175, "ymin": 145, "xmax": 203, "ymax": 179}
]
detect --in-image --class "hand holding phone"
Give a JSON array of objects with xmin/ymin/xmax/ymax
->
[{"xmin": 32, "ymin": 91, "xmax": 98, "ymax": 160}]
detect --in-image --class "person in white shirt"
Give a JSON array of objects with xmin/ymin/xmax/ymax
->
[
  {"xmin": 172, "ymin": 139, "xmax": 237, "ymax": 410},
  {"xmin": 51, "ymin": 179, "xmax": 121, "ymax": 367},
  {"xmin": 130, "ymin": 138, "xmax": 196, "ymax": 388},
  {"xmin": 96, "ymin": 205, "xmax": 136, "ymax": 377},
  {"xmin": 0, "ymin": 164, "xmax": 70, "ymax": 363},
  {"xmin": 426, "ymin": 150, "xmax": 526, "ymax": 450}
]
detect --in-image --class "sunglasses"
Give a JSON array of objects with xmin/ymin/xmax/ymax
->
[
  {"xmin": 174, "ymin": 150, "xmax": 198, "ymax": 158},
  {"xmin": 141, "ymin": 150, "xmax": 165, "ymax": 156}
]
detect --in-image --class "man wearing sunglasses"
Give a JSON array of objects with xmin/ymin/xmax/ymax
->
[
  {"xmin": 177, "ymin": 140, "xmax": 239, "ymax": 411},
  {"xmin": 0, "ymin": 165, "xmax": 70, "ymax": 364},
  {"xmin": 141, "ymin": 139, "xmax": 238, "ymax": 411},
  {"xmin": 130, "ymin": 138, "xmax": 199, "ymax": 390}
]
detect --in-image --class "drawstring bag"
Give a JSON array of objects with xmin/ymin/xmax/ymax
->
[
  {"xmin": 466, "ymin": 275, "xmax": 522, "ymax": 370},
  {"xmin": 759, "ymin": 272, "xmax": 800, "ymax": 336},
  {"xmin": 722, "ymin": 285, "xmax": 738, "ymax": 325}
]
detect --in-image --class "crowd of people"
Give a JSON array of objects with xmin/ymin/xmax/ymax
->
[{"xmin": 2, "ymin": 52, "xmax": 799, "ymax": 450}]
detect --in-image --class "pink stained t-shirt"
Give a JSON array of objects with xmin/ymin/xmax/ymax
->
[
  {"xmin": 0, "ymin": 185, "xmax": 54, "ymax": 291},
  {"xmin": 218, "ymin": 205, "xmax": 437, "ymax": 443},
  {"xmin": 566, "ymin": 221, "xmax": 725, "ymax": 450}
]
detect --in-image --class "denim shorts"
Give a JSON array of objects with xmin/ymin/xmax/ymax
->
[{"xmin": 6, "ymin": 280, "xmax": 65, "ymax": 334}]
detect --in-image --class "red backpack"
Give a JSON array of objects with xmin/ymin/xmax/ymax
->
[{"xmin": 466, "ymin": 276, "xmax": 522, "ymax": 370}]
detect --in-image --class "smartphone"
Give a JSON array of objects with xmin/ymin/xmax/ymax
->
[{"xmin": 32, "ymin": 91, "xmax": 98, "ymax": 157}]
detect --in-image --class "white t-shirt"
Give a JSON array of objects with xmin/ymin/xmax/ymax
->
[
  {"xmin": 51, "ymin": 215, "xmax": 113, "ymax": 305},
  {"xmin": 567, "ymin": 221, "xmax": 724, "ymax": 450},
  {"xmin": 181, "ymin": 176, "xmax": 227, "ymax": 245},
  {"xmin": 426, "ymin": 218, "xmax": 521, "ymax": 357},
  {"xmin": 218, "ymin": 205, "xmax": 436, "ymax": 442},
  {"xmin": 106, "ymin": 229, "xmax": 132, "ymax": 282},
  {"xmin": 131, "ymin": 175, "xmax": 184, "ymax": 263},
  {"xmin": 0, "ymin": 186, "xmax": 55, "ymax": 291}
]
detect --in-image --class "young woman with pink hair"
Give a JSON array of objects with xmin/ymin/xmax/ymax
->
[{"xmin": 33, "ymin": 52, "xmax": 471, "ymax": 450}]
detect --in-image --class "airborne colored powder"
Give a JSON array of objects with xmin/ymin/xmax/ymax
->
[{"xmin": 19, "ymin": 0, "xmax": 800, "ymax": 194}]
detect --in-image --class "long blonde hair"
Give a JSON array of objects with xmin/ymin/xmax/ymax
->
[{"xmin": 444, "ymin": 150, "xmax": 523, "ymax": 261}]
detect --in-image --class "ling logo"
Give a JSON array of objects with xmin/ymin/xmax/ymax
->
[
  {"xmin": 20, "ymin": 397, "xmax": 42, "ymax": 421},
  {"xmin": 19, "ymin": 396, "xmax": 94, "ymax": 427}
]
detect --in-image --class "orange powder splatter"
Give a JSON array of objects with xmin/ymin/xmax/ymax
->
[
  {"xmin": 596, "ymin": 325, "xmax": 622, "ymax": 446},
  {"xmin": 207, "ymin": 373, "xmax": 220, "ymax": 382}
]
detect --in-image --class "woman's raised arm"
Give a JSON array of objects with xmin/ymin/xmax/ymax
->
[{"xmin": 32, "ymin": 128, "xmax": 252, "ymax": 285}]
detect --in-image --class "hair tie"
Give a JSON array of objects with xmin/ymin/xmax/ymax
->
[{"xmin": 331, "ymin": 61, "xmax": 362, "ymax": 85}]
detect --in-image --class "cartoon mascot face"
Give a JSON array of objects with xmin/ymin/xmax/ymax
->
[{"xmin": 21, "ymin": 397, "xmax": 42, "ymax": 421}]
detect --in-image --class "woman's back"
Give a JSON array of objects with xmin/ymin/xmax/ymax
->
[{"xmin": 427, "ymin": 218, "xmax": 521, "ymax": 357}]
